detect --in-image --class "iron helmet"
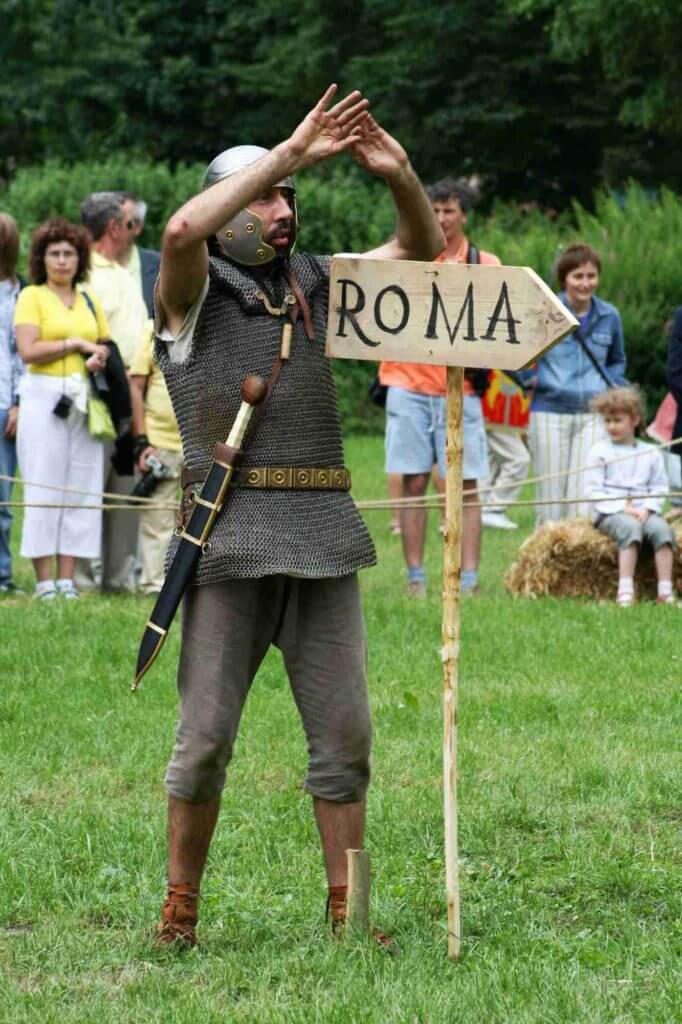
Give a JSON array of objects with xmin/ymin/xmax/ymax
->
[{"xmin": 203, "ymin": 145, "xmax": 298, "ymax": 266}]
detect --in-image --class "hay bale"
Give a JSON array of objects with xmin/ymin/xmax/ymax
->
[{"xmin": 504, "ymin": 518, "xmax": 682, "ymax": 600}]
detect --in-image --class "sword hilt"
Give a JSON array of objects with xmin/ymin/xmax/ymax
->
[
  {"xmin": 241, "ymin": 375, "xmax": 268, "ymax": 406},
  {"xmin": 226, "ymin": 375, "xmax": 268, "ymax": 449}
]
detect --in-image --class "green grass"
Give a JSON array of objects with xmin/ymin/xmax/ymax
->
[{"xmin": 1, "ymin": 436, "xmax": 680, "ymax": 1023}]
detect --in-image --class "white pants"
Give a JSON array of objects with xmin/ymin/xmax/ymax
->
[
  {"xmin": 484, "ymin": 429, "xmax": 530, "ymax": 511},
  {"xmin": 528, "ymin": 410, "xmax": 606, "ymax": 524},
  {"xmin": 16, "ymin": 374, "xmax": 103, "ymax": 559}
]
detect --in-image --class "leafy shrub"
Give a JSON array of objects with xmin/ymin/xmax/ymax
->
[{"xmin": 2, "ymin": 162, "xmax": 680, "ymax": 431}]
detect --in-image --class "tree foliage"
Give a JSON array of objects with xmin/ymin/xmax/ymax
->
[
  {"xmin": 1, "ymin": 0, "xmax": 679, "ymax": 204},
  {"xmin": 3, "ymin": 159, "xmax": 680, "ymax": 428},
  {"xmin": 511, "ymin": 0, "xmax": 682, "ymax": 138}
]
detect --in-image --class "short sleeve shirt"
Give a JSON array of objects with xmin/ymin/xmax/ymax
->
[
  {"xmin": 130, "ymin": 324, "xmax": 182, "ymax": 452},
  {"xmin": 14, "ymin": 284, "xmax": 109, "ymax": 376}
]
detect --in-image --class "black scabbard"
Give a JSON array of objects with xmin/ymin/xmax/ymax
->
[{"xmin": 132, "ymin": 452, "xmax": 240, "ymax": 689}]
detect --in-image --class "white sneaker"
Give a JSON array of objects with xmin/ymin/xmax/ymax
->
[{"xmin": 481, "ymin": 511, "xmax": 518, "ymax": 530}]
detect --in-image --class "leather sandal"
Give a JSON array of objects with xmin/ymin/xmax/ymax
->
[
  {"xmin": 156, "ymin": 882, "xmax": 199, "ymax": 948},
  {"xmin": 326, "ymin": 885, "xmax": 399, "ymax": 955}
]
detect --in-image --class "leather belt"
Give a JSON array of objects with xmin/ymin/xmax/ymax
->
[
  {"xmin": 178, "ymin": 465, "xmax": 351, "ymax": 528},
  {"xmin": 234, "ymin": 466, "xmax": 351, "ymax": 490},
  {"xmin": 182, "ymin": 465, "xmax": 351, "ymax": 491}
]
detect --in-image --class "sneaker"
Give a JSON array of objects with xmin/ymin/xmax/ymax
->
[
  {"xmin": 481, "ymin": 511, "xmax": 518, "ymax": 530},
  {"xmin": 407, "ymin": 579, "xmax": 427, "ymax": 599},
  {"xmin": 657, "ymin": 594, "xmax": 680, "ymax": 606},
  {"xmin": 56, "ymin": 583, "xmax": 80, "ymax": 600},
  {"xmin": 33, "ymin": 583, "xmax": 57, "ymax": 601},
  {"xmin": 616, "ymin": 591, "xmax": 635, "ymax": 607}
]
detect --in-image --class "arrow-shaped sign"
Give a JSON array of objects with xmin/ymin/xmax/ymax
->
[{"xmin": 326, "ymin": 256, "xmax": 577, "ymax": 370}]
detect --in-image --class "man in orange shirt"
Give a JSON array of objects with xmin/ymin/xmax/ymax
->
[{"xmin": 379, "ymin": 179, "xmax": 500, "ymax": 596}]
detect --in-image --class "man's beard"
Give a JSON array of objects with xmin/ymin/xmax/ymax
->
[{"xmin": 264, "ymin": 219, "xmax": 292, "ymax": 248}]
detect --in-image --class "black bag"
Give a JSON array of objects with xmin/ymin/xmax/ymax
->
[
  {"xmin": 111, "ymin": 428, "xmax": 136, "ymax": 476},
  {"xmin": 92, "ymin": 339, "xmax": 132, "ymax": 428},
  {"xmin": 80, "ymin": 290, "xmax": 132, "ymax": 429}
]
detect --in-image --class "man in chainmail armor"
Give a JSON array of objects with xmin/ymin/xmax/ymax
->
[{"xmin": 154, "ymin": 85, "xmax": 444, "ymax": 947}]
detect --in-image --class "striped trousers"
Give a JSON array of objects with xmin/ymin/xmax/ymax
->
[{"xmin": 528, "ymin": 411, "xmax": 606, "ymax": 524}]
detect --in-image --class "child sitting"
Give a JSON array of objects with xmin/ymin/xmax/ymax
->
[{"xmin": 587, "ymin": 387, "xmax": 677, "ymax": 606}]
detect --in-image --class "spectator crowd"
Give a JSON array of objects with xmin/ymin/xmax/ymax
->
[
  {"xmin": 0, "ymin": 192, "xmax": 178, "ymax": 600},
  {"xmin": 1, "ymin": 178, "xmax": 681, "ymax": 606}
]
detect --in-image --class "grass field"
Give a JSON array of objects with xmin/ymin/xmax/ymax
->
[{"xmin": 1, "ymin": 435, "xmax": 680, "ymax": 1023}]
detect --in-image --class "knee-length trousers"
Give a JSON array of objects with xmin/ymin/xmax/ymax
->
[{"xmin": 165, "ymin": 573, "xmax": 372, "ymax": 805}]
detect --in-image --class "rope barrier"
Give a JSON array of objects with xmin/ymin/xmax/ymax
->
[
  {"xmin": 0, "ymin": 500, "xmax": 176, "ymax": 512},
  {"xmin": 354, "ymin": 491, "xmax": 682, "ymax": 512},
  {"xmin": 2, "ymin": 434, "xmax": 680, "ymax": 514},
  {"xmin": 0, "ymin": 472, "xmax": 163, "ymax": 506},
  {"xmin": 466, "ymin": 433, "xmax": 682, "ymax": 497},
  {"xmin": 2, "ymin": 492, "xmax": 681, "ymax": 514}
]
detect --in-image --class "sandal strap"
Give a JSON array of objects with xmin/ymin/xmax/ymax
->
[{"xmin": 157, "ymin": 882, "xmax": 199, "ymax": 945}]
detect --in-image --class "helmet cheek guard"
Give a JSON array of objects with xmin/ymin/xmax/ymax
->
[
  {"xmin": 214, "ymin": 192, "xmax": 298, "ymax": 267},
  {"xmin": 215, "ymin": 208, "xmax": 275, "ymax": 266},
  {"xmin": 203, "ymin": 146, "xmax": 298, "ymax": 267}
]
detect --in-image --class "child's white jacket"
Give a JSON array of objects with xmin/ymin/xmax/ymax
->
[{"xmin": 586, "ymin": 438, "xmax": 669, "ymax": 516}]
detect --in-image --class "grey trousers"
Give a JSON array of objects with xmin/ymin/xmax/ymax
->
[
  {"xmin": 597, "ymin": 511, "xmax": 674, "ymax": 550},
  {"xmin": 165, "ymin": 573, "xmax": 372, "ymax": 804}
]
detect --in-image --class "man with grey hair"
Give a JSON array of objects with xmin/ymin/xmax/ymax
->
[
  {"xmin": 117, "ymin": 191, "xmax": 160, "ymax": 318},
  {"xmin": 79, "ymin": 190, "xmax": 149, "ymax": 592}
]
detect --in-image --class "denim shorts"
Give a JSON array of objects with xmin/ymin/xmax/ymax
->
[{"xmin": 385, "ymin": 386, "xmax": 489, "ymax": 480}]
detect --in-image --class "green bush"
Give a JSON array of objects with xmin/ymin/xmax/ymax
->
[{"xmin": 2, "ymin": 161, "xmax": 680, "ymax": 431}]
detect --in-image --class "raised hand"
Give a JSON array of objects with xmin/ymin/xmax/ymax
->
[
  {"xmin": 284, "ymin": 84, "xmax": 370, "ymax": 170},
  {"xmin": 351, "ymin": 114, "xmax": 409, "ymax": 183}
]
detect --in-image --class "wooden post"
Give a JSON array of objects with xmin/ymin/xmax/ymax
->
[
  {"xmin": 346, "ymin": 849, "xmax": 371, "ymax": 932},
  {"xmin": 442, "ymin": 365, "xmax": 463, "ymax": 960},
  {"xmin": 325, "ymin": 256, "xmax": 579, "ymax": 961}
]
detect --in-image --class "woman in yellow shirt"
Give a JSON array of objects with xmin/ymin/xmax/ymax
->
[{"xmin": 14, "ymin": 218, "xmax": 111, "ymax": 600}]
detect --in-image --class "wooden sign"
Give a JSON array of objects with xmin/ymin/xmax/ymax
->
[
  {"xmin": 326, "ymin": 256, "xmax": 577, "ymax": 371},
  {"xmin": 326, "ymin": 253, "xmax": 577, "ymax": 963}
]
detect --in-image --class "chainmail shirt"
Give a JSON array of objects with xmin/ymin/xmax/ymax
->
[{"xmin": 155, "ymin": 252, "xmax": 377, "ymax": 584}]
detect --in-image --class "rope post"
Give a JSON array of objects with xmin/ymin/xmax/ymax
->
[{"xmin": 442, "ymin": 365, "xmax": 463, "ymax": 960}]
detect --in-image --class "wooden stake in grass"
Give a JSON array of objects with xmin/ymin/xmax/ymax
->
[
  {"xmin": 442, "ymin": 365, "xmax": 464, "ymax": 960},
  {"xmin": 346, "ymin": 849, "xmax": 371, "ymax": 932}
]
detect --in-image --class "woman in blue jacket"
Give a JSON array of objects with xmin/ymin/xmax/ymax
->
[{"xmin": 525, "ymin": 243, "xmax": 627, "ymax": 523}]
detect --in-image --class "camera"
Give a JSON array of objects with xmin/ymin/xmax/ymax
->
[
  {"xmin": 53, "ymin": 394, "xmax": 73, "ymax": 419},
  {"xmin": 132, "ymin": 453, "xmax": 172, "ymax": 499}
]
